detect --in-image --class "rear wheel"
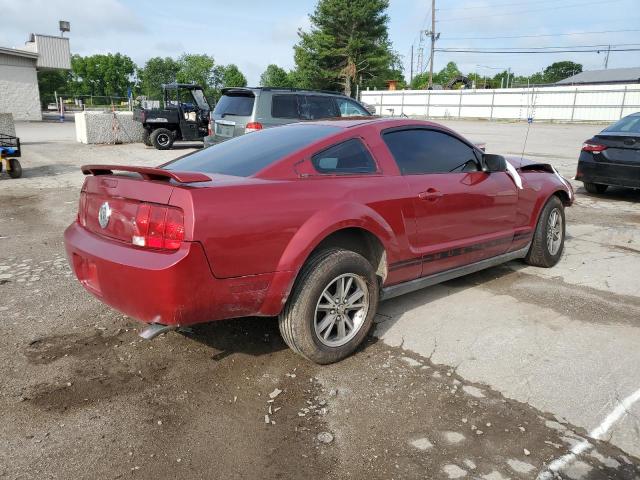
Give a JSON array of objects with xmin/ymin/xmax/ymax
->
[
  {"xmin": 7, "ymin": 158, "xmax": 22, "ymax": 179},
  {"xmin": 150, "ymin": 128, "xmax": 174, "ymax": 150},
  {"xmin": 279, "ymin": 249, "xmax": 379, "ymax": 364},
  {"xmin": 524, "ymin": 195, "xmax": 565, "ymax": 268},
  {"xmin": 583, "ymin": 182, "xmax": 608, "ymax": 194},
  {"xmin": 142, "ymin": 129, "xmax": 152, "ymax": 147}
]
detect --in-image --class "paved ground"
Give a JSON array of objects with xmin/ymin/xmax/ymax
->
[{"xmin": 0, "ymin": 119, "xmax": 639, "ymax": 480}]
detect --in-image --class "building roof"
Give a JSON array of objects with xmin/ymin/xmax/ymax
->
[
  {"xmin": 0, "ymin": 45, "xmax": 38, "ymax": 60},
  {"xmin": 557, "ymin": 67, "xmax": 640, "ymax": 85}
]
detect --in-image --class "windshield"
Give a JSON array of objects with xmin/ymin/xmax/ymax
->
[
  {"xmin": 603, "ymin": 115, "xmax": 640, "ymax": 134},
  {"xmin": 214, "ymin": 93, "xmax": 255, "ymax": 117},
  {"xmin": 191, "ymin": 89, "xmax": 210, "ymax": 110},
  {"xmin": 164, "ymin": 124, "xmax": 340, "ymax": 177}
]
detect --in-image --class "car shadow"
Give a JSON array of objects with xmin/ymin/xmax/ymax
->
[
  {"xmin": 0, "ymin": 163, "xmax": 78, "ymax": 180},
  {"xmin": 577, "ymin": 185, "xmax": 640, "ymax": 202},
  {"xmin": 183, "ymin": 315, "xmax": 288, "ymax": 360}
]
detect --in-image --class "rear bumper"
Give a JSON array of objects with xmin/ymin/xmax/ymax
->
[
  {"xmin": 576, "ymin": 156, "xmax": 640, "ymax": 189},
  {"xmin": 64, "ymin": 222, "xmax": 289, "ymax": 326}
]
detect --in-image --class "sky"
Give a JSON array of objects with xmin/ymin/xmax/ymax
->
[{"xmin": 1, "ymin": 0, "xmax": 639, "ymax": 85}]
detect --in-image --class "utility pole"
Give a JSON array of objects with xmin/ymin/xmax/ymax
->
[
  {"xmin": 428, "ymin": 0, "xmax": 436, "ymax": 89},
  {"xmin": 410, "ymin": 45, "xmax": 414, "ymax": 84}
]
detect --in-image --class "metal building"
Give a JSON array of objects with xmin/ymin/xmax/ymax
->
[
  {"xmin": 556, "ymin": 67, "xmax": 640, "ymax": 86},
  {"xmin": 0, "ymin": 34, "xmax": 71, "ymax": 121}
]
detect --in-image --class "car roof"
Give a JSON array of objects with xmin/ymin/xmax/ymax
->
[
  {"xmin": 306, "ymin": 117, "xmax": 448, "ymax": 130},
  {"xmin": 221, "ymin": 87, "xmax": 351, "ymax": 97}
]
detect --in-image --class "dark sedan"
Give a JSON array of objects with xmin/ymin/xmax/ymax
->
[{"xmin": 576, "ymin": 113, "xmax": 640, "ymax": 194}]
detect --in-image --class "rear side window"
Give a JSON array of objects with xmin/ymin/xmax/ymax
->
[
  {"xmin": 164, "ymin": 124, "xmax": 340, "ymax": 177},
  {"xmin": 214, "ymin": 93, "xmax": 255, "ymax": 117},
  {"xmin": 383, "ymin": 129, "xmax": 479, "ymax": 174},
  {"xmin": 312, "ymin": 139, "xmax": 377, "ymax": 174},
  {"xmin": 603, "ymin": 115, "xmax": 640, "ymax": 134},
  {"xmin": 336, "ymin": 98, "xmax": 370, "ymax": 117},
  {"xmin": 299, "ymin": 95, "xmax": 339, "ymax": 120},
  {"xmin": 272, "ymin": 95, "xmax": 300, "ymax": 119}
]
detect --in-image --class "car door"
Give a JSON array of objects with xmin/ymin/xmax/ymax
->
[{"xmin": 382, "ymin": 128, "xmax": 518, "ymax": 277}]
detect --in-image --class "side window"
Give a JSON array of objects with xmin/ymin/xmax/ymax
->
[
  {"xmin": 383, "ymin": 129, "xmax": 479, "ymax": 174},
  {"xmin": 336, "ymin": 98, "xmax": 369, "ymax": 117},
  {"xmin": 272, "ymin": 95, "xmax": 300, "ymax": 119},
  {"xmin": 299, "ymin": 95, "xmax": 339, "ymax": 120},
  {"xmin": 312, "ymin": 139, "xmax": 377, "ymax": 175}
]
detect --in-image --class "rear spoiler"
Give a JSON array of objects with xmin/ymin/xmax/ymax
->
[{"xmin": 81, "ymin": 165, "xmax": 211, "ymax": 183}]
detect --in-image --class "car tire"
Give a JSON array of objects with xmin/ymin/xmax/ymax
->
[
  {"xmin": 8, "ymin": 158, "xmax": 22, "ymax": 179},
  {"xmin": 524, "ymin": 195, "xmax": 565, "ymax": 268},
  {"xmin": 142, "ymin": 129, "xmax": 152, "ymax": 147},
  {"xmin": 279, "ymin": 248, "xmax": 379, "ymax": 364},
  {"xmin": 150, "ymin": 128, "xmax": 174, "ymax": 150},
  {"xmin": 583, "ymin": 182, "xmax": 608, "ymax": 194}
]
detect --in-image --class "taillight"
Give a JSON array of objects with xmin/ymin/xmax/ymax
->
[
  {"xmin": 132, "ymin": 203, "xmax": 184, "ymax": 251},
  {"xmin": 208, "ymin": 121, "xmax": 213, "ymax": 136},
  {"xmin": 78, "ymin": 191, "xmax": 87, "ymax": 226},
  {"xmin": 245, "ymin": 122, "xmax": 263, "ymax": 133},
  {"xmin": 582, "ymin": 142, "xmax": 607, "ymax": 152}
]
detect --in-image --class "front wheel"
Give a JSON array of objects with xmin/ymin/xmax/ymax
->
[
  {"xmin": 279, "ymin": 249, "xmax": 379, "ymax": 364},
  {"xmin": 7, "ymin": 158, "xmax": 22, "ymax": 178},
  {"xmin": 524, "ymin": 195, "xmax": 565, "ymax": 268},
  {"xmin": 583, "ymin": 182, "xmax": 608, "ymax": 194},
  {"xmin": 142, "ymin": 129, "xmax": 152, "ymax": 147}
]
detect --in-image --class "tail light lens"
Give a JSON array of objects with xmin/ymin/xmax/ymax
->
[
  {"xmin": 245, "ymin": 122, "xmax": 263, "ymax": 133},
  {"xmin": 208, "ymin": 120, "xmax": 213, "ymax": 136},
  {"xmin": 582, "ymin": 142, "xmax": 607, "ymax": 152},
  {"xmin": 78, "ymin": 191, "xmax": 88, "ymax": 226},
  {"xmin": 132, "ymin": 203, "xmax": 184, "ymax": 251}
]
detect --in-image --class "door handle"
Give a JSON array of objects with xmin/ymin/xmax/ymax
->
[{"xmin": 418, "ymin": 188, "xmax": 443, "ymax": 201}]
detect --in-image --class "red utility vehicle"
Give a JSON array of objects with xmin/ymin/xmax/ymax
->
[{"xmin": 65, "ymin": 118, "xmax": 573, "ymax": 364}]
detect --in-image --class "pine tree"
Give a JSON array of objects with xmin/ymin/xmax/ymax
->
[{"xmin": 293, "ymin": 0, "xmax": 397, "ymax": 96}]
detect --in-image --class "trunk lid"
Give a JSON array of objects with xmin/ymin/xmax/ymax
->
[
  {"xmin": 81, "ymin": 174, "xmax": 176, "ymax": 244},
  {"xmin": 212, "ymin": 89, "xmax": 256, "ymax": 139},
  {"xmin": 594, "ymin": 133, "xmax": 640, "ymax": 165}
]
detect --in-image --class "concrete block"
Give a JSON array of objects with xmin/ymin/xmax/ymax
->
[
  {"xmin": 75, "ymin": 111, "xmax": 144, "ymax": 144},
  {"xmin": 0, "ymin": 113, "xmax": 16, "ymax": 136}
]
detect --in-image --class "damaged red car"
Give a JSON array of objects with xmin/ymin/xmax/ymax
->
[{"xmin": 64, "ymin": 118, "xmax": 573, "ymax": 364}]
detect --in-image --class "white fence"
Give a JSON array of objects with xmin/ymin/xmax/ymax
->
[{"xmin": 360, "ymin": 83, "xmax": 640, "ymax": 122}]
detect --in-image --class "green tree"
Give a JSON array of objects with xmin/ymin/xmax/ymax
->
[
  {"xmin": 37, "ymin": 69, "xmax": 72, "ymax": 106},
  {"xmin": 138, "ymin": 56, "xmax": 180, "ymax": 99},
  {"xmin": 176, "ymin": 53, "xmax": 215, "ymax": 96},
  {"xmin": 433, "ymin": 61, "xmax": 462, "ymax": 87},
  {"xmin": 69, "ymin": 53, "xmax": 136, "ymax": 98},
  {"xmin": 294, "ymin": 0, "xmax": 397, "ymax": 96},
  {"xmin": 543, "ymin": 61, "xmax": 582, "ymax": 83},
  {"xmin": 220, "ymin": 64, "xmax": 247, "ymax": 88},
  {"xmin": 260, "ymin": 64, "xmax": 293, "ymax": 87}
]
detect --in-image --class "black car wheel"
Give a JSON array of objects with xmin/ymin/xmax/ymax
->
[
  {"xmin": 142, "ymin": 129, "xmax": 152, "ymax": 147},
  {"xmin": 524, "ymin": 195, "xmax": 565, "ymax": 268},
  {"xmin": 8, "ymin": 158, "xmax": 22, "ymax": 179},
  {"xmin": 279, "ymin": 248, "xmax": 379, "ymax": 364},
  {"xmin": 150, "ymin": 128, "xmax": 174, "ymax": 150},
  {"xmin": 583, "ymin": 182, "xmax": 608, "ymax": 194}
]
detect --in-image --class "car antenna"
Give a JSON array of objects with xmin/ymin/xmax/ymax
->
[{"xmin": 521, "ymin": 86, "xmax": 539, "ymax": 160}]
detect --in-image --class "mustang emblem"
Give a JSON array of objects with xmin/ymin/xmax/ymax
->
[{"xmin": 98, "ymin": 202, "xmax": 112, "ymax": 229}]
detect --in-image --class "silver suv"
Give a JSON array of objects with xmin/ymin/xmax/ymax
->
[{"xmin": 204, "ymin": 87, "xmax": 372, "ymax": 146}]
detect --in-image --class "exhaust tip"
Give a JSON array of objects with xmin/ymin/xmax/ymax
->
[{"xmin": 139, "ymin": 323, "xmax": 177, "ymax": 340}]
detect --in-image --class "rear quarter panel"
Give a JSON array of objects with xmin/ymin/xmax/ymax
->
[{"xmin": 191, "ymin": 175, "xmax": 413, "ymax": 280}]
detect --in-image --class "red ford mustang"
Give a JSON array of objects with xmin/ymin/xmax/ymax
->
[{"xmin": 65, "ymin": 118, "xmax": 573, "ymax": 364}]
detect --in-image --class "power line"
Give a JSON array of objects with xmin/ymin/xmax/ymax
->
[
  {"xmin": 437, "ymin": 0, "xmax": 623, "ymax": 22},
  {"xmin": 435, "ymin": 47, "xmax": 640, "ymax": 53},
  {"xmin": 437, "ymin": 0, "xmax": 582, "ymax": 10},
  {"xmin": 437, "ymin": 43, "xmax": 640, "ymax": 50},
  {"xmin": 438, "ymin": 29, "xmax": 640, "ymax": 41}
]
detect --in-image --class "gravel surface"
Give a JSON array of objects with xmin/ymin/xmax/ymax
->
[{"xmin": 0, "ymin": 120, "xmax": 638, "ymax": 480}]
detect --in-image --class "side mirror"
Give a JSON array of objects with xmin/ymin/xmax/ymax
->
[{"xmin": 484, "ymin": 154, "xmax": 507, "ymax": 172}]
